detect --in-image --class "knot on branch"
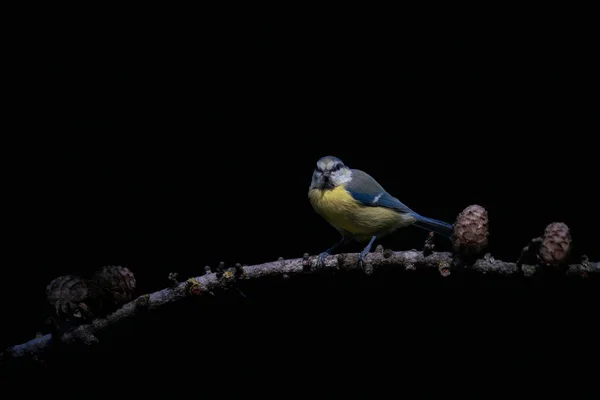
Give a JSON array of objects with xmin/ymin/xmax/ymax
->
[
  {"xmin": 135, "ymin": 294, "xmax": 150, "ymax": 309},
  {"xmin": 438, "ymin": 261, "xmax": 451, "ymax": 277},
  {"xmin": 186, "ymin": 278, "xmax": 202, "ymax": 296},
  {"xmin": 234, "ymin": 263, "xmax": 246, "ymax": 279},
  {"xmin": 302, "ymin": 253, "xmax": 311, "ymax": 272},
  {"xmin": 168, "ymin": 272, "xmax": 179, "ymax": 286},
  {"xmin": 220, "ymin": 269, "xmax": 236, "ymax": 283},
  {"xmin": 216, "ymin": 262, "xmax": 226, "ymax": 279}
]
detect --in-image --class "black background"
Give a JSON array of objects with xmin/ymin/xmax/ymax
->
[{"xmin": 2, "ymin": 8, "xmax": 598, "ymax": 397}]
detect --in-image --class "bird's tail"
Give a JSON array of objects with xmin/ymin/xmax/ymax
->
[{"xmin": 412, "ymin": 214, "xmax": 453, "ymax": 239}]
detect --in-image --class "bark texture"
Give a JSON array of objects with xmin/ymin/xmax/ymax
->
[{"xmin": 2, "ymin": 247, "xmax": 597, "ymax": 363}]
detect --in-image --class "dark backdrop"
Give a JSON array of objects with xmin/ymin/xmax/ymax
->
[{"xmin": 2, "ymin": 13, "xmax": 598, "ymax": 397}]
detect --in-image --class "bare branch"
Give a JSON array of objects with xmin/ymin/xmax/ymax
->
[{"xmin": 1, "ymin": 249, "xmax": 598, "ymax": 363}]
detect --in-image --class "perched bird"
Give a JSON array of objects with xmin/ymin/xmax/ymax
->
[{"xmin": 308, "ymin": 156, "xmax": 453, "ymax": 269}]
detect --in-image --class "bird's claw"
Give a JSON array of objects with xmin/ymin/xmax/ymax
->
[
  {"xmin": 357, "ymin": 252, "xmax": 372, "ymax": 275},
  {"xmin": 316, "ymin": 252, "xmax": 329, "ymax": 269},
  {"xmin": 357, "ymin": 253, "xmax": 365, "ymax": 269}
]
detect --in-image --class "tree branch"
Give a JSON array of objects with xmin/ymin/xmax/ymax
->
[{"xmin": 2, "ymin": 247, "xmax": 598, "ymax": 363}]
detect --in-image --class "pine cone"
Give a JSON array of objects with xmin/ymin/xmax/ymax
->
[
  {"xmin": 46, "ymin": 275, "xmax": 107, "ymax": 322},
  {"xmin": 92, "ymin": 265, "xmax": 136, "ymax": 306},
  {"xmin": 539, "ymin": 222, "xmax": 571, "ymax": 266},
  {"xmin": 451, "ymin": 204, "xmax": 489, "ymax": 256}
]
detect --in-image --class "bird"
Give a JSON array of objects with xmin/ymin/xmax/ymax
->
[{"xmin": 308, "ymin": 155, "xmax": 453, "ymax": 270}]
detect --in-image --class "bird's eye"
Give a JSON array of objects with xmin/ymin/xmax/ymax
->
[{"xmin": 332, "ymin": 163, "xmax": 342, "ymax": 171}]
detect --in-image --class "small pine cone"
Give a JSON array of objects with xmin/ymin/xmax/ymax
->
[
  {"xmin": 46, "ymin": 275, "xmax": 104, "ymax": 321},
  {"xmin": 92, "ymin": 265, "xmax": 136, "ymax": 306},
  {"xmin": 451, "ymin": 204, "xmax": 489, "ymax": 256},
  {"xmin": 46, "ymin": 275, "xmax": 80, "ymax": 306},
  {"xmin": 539, "ymin": 222, "xmax": 571, "ymax": 266}
]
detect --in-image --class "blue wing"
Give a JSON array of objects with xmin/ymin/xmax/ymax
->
[
  {"xmin": 345, "ymin": 169, "xmax": 415, "ymax": 214},
  {"xmin": 345, "ymin": 169, "xmax": 453, "ymax": 238}
]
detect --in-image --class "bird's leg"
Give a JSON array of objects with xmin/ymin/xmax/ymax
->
[
  {"xmin": 317, "ymin": 236, "xmax": 346, "ymax": 268},
  {"xmin": 357, "ymin": 235, "xmax": 377, "ymax": 272}
]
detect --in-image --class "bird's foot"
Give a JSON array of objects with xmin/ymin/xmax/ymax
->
[
  {"xmin": 357, "ymin": 251, "xmax": 371, "ymax": 274},
  {"xmin": 316, "ymin": 251, "xmax": 330, "ymax": 269},
  {"xmin": 357, "ymin": 235, "xmax": 376, "ymax": 275}
]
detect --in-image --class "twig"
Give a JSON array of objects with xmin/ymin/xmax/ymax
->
[
  {"xmin": 517, "ymin": 237, "xmax": 543, "ymax": 267},
  {"xmin": 1, "ymin": 250, "xmax": 598, "ymax": 363}
]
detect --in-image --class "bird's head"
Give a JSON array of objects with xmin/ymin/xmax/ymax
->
[{"xmin": 310, "ymin": 155, "xmax": 352, "ymax": 190}]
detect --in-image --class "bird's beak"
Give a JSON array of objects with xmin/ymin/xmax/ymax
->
[{"xmin": 322, "ymin": 173, "xmax": 334, "ymax": 188}]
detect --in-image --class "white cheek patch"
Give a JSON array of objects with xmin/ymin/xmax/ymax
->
[{"xmin": 333, "ymin": 169, "xmax": 352, "ymax": 185}]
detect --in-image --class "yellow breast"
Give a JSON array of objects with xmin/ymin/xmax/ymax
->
[{"xmin": 308, "ymin": 186, "xmax": 413, "ymax": 240}]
